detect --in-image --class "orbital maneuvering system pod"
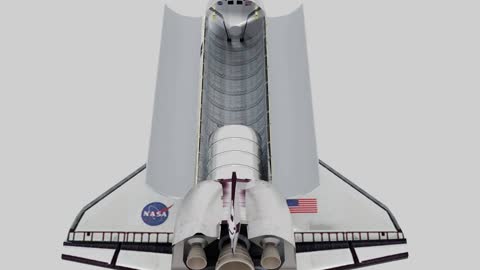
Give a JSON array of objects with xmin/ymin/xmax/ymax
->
[{"xmin": 62, "ymin": 1, "xmax": 409, "ymax": 270}]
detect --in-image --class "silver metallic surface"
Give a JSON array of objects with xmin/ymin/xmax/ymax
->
[
  {"xmin": 207, "ymin": 125, "xmax": 261, "ymax": 180},
  {"xmin": 198, "ymin": 2, "xmax": 270, "ymax": 181}
]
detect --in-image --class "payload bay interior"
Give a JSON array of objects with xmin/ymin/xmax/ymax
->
[{"xmin": 197, "ymin": 2, "xmax": 271, "ymax": 181}]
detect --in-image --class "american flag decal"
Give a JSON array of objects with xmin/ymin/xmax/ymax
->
[{"xmin": 287, "ymin": 198, "xmax": 318, "ymax": 214}]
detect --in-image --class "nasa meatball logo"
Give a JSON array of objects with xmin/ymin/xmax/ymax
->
[{"xmin": 141, "ymin": 202, "xmax": 171, "ymax": 226}]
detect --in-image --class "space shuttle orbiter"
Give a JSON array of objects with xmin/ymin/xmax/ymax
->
[{"xmin": 62, "ymin": 1, "xmax": 409, "ymax": 269}]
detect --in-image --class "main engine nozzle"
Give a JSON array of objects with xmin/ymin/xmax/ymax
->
[
  {"xmin": 260, "ymin": 237, "xmax": 282, "ymax": 269},
  {"xmin": 215, "ymin": 244, "xmax": 254, "ymax": 270},
  {"xmin": 186, "ymin": 238, "xmax": 208, "ymax": 270},
  {"xmin": 261, "ymin": 244, "xmax": 281, "ymax": 269}
]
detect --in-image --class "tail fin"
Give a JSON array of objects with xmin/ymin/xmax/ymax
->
[{"xmin": 228, "ymin": 172, "xmax": 241, "ymax": 254}]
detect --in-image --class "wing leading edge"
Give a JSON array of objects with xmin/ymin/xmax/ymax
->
[
  {"xmin": 62, "ymin": 165, "xmax": 177, "ymax": 270},
  {"xmin": 290, "ymin": 160, "xmax": 408, "ymax": 270}
]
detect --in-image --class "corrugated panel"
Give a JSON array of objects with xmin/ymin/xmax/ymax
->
[{"xmin": 198, "ymin": 7, "xmax": 270, "ymax": 181}]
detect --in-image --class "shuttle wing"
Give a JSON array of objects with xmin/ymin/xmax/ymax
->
[
  {"xmin": 62, "ymin": 165, "xmax": 178, "ymax": 270},
  {"xmin": 289, "ymin": 160, "xmax": 408, "ymax": 270}
]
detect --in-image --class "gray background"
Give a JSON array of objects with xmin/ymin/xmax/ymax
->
[{"xmin": 1, "ymin": 0, "xmax": 479, "ymax": 269}]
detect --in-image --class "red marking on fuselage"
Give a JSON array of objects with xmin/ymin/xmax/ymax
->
[{"xmin": 158, "ymin": 205, "xmax": 174, "ymax": 214}]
